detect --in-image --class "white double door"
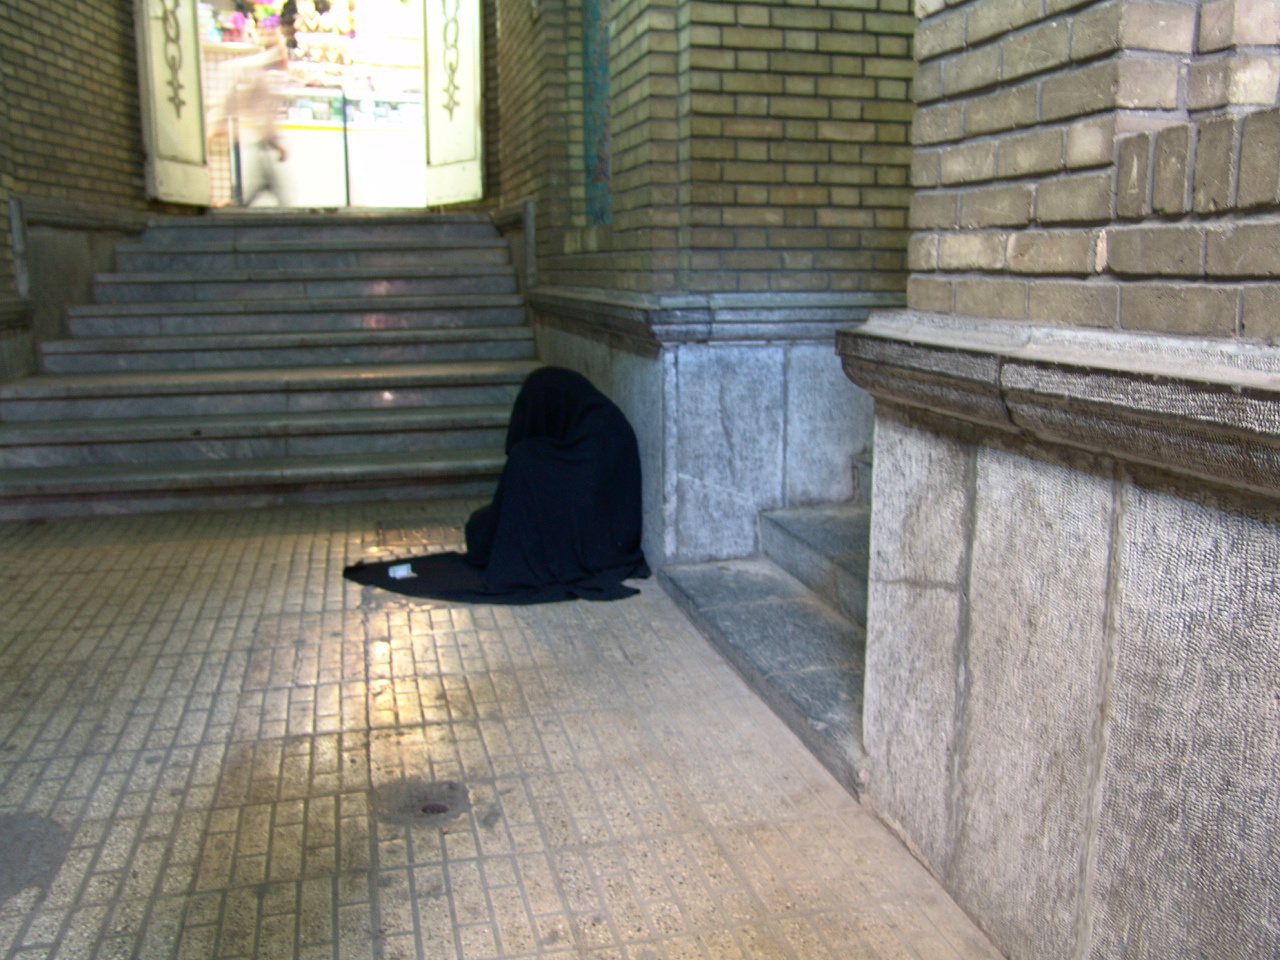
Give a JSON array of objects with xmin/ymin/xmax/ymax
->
[{"xmin": 133, "ymin": 0, "xmax": 483, "ymax": 207}]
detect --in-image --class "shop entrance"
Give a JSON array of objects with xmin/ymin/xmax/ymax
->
[{"xmin": 133, "ymin": 0, "xmax": 483, "ymax": 209}]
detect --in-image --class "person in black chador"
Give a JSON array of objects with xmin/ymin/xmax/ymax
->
[{"xmin": 344, "ymin": 367, "xmax": 650, "ymax": 604}]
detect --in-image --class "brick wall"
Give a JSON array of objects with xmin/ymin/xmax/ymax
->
[
  {"xmin": 0, "ymin": 0, "xmax": 150, "ymax": 298},
  {"xmin": 495, "ymin": 0, "xmax": 917, "ymax": 296},
  {"xmin": 905, "ymin": 0, "xmax": 1280, "ymax": 338},
  {"xmin": 675, "ymin": 0, "xmax": 915, "ymax": 294}
]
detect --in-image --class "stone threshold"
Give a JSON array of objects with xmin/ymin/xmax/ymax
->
[{"xmin": 839, "ymin": 311, "xmax": 1280, "ymax": 500}]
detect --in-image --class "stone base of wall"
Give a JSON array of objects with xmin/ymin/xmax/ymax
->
[
  {"xmin": 0, "ymin": 298, "xmax": 35, "ymax": 380},
  {"xmin": 839, "ymin": 312, "xmax": 1280, "ymax": 960},
  {"xmin": 529, "ymin": 289, "xmax": 888, "ymax": 563},
  {"xmin": 8, "ymin": 196, "xmax": 150, "ymax": 343}
]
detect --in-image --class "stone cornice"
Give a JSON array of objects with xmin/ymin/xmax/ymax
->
[
  {"xmin": 530, "ymin": 286, "xmax": 905, "ymax": 349},
  {"xmin": 838, "ymin": 311, "xmax": 1280, "ymax": 499}
]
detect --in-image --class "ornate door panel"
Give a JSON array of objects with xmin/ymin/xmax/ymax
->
[
  {"xmin": 424, "ymin": 0, "xmax": 483, "ymax": 205},
  {"xmin": 135, "ymin": 0, "xmax": 210, "ymax": 204}
]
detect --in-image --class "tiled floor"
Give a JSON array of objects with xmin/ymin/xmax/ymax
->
[{"xmin": 0, "ymin": 500, "xmax": 1002, "ymax": 960}]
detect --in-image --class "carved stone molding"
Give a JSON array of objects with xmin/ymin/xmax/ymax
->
[
  {"xmin": 530, "ymin": 287, "xmax": 905, "ymax": 353},
  {"xmin": 839, "ymin": 311, "xmax": 1280, "ymax": 499}
]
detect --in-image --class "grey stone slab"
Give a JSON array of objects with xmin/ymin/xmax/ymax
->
[
  {"xmin": 695, "ymin": 595, "xmax": 863, "ymax": 675},
  {"xmin": 41, "ymin": 339, "xmax": 534, "ymax": 374},
  {"xmin": 658, "ymin": 557, "xmax": 810, "ymax": 608},
  {"xmin": 661, "ymin": 558, "xmax": 867, "ymax": 797},
  {"xmin": 863, "ymin": 578, "xmax": 964, "ymax": 874},
  {"xmin": 759, "ymin": 505, "xmax": 871, "ymax": 626},
  {"xmin": 783, "ymin": 342, "xmax": 875, "ymax": 504},
  {"xmin": 948, "ymin": 446, "xmax": 1115, "ymax": 960},
  {"xmin": 672, "ymin": 343, "xmax": 786, "ymax": 562},
  {"xmin": 870, "ymin": 412, "xmax": 974, "ymax": 588},
  {"xmin": 1089, "ymin": 483, "xmax": 1280, "ymax": 960}
]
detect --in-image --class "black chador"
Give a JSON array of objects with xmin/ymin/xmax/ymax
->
[{"xmin": 344, "ymin": 367, "xmax": 650, "ymax": 603}]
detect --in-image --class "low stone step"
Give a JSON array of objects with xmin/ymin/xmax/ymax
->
[
  {"xmin": 760, "ymin": 503, "xmax": 871, "ymax": 627},
  {"xmin": 0, "ymin": 359, "xmax": 541, "ymax": 421},
  {"xmin": 0, "ymin": 403, "xmax": 511, "ymax": 467},
  {"xmin": 39, "ymin": 326, "xmax": 535, "ymax": 373},
  {"xmin": 66, "ymin": 294, "xmax": 526, "ymax": 338},
  {"xmin": 94, "ymin": 264, "xmax": 516, "ymax": 303},
  {"xmin": 660, "ymin": 558, "xmax": 867, "ymax": 798},
  {"xmin": 116, "ymin": 237, "xmax": 509, "ymax": 273},
  {"xmin": 0, "ymin": 446, "xmax": 504, "ymax": 520},
  {"xmin": 143, "ymin": 211, "xmax": 498, "ymax": 246}
]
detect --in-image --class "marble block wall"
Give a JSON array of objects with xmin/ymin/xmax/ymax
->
[
  {"xmin": 863, "ymin": 408, "xmax": 1280, "ymax": 960},
  {"xmin": 534, "ymin": 320, "xmax": 874, "ymax": 565}
]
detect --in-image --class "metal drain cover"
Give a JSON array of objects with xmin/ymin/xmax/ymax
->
[{"xmin": 373, "ymin": 779, "xmax": 470, "ymax": 826}]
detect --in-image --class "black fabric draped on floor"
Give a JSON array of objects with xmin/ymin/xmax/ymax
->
[{"xmin": 344, "ymin": 366, "xmax": 650, "ymax": 603}]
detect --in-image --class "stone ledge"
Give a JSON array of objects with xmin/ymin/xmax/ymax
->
[
  {"xmin": 530, "ymin": 286, "xmax": 905, "ymax": 350},
  {"xmin": 838, "ymin": 311, "xmax": 1280, "ymax": 498}
]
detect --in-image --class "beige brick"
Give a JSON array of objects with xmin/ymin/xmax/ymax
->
[
  {"xmin": 1070, "ymin": 1, "xmax": 1124, "ymax": 60},
  {"xmin": 820, "ymin": 121, "xmax": 878, "ymax": 142},
  {"xmin": 912, "ymin": 150, "xmax": 943, "ymax": 187},
  {"xmin": 1028, "ymin": 279, "xmax": 1120, "ymax": 326},
  {"xmin": 944, "ymin": 45, "xmax": 1001, "ymax": 96},
  {"xmin": 1151, "ymin": 124, "xmax": 1191, "ymax": 215},
  {"xmin": 1002, "ymin": 19, "xmax": 1071, "ymax": 81},
  {"xmin": 1066, "ymin": 115, "xmax": 1116, "ymax": 168},
  {"xmin": 1117, "ymin": 58, "xmax": 1182, "ymax": 109},
  {"xmin": 1123, "ymin": 1, "xmax": 1196, "ymax": 52},
  {"xmin": 938, "ymin": 231, "xmax": 1007, "ymax": 269},
  {"xmin": 1036, "ymin": 172, "xmax": 1113, "ymax": 223},
  {"xmin": 908, "ymin": 234, "xmax": 941, "ymax": 270},
  {"xmin": 771, "ymin": 7, "xmax": 830, "ymax": 29},
  {"xmin": 1006, "ymin": 230, "xmax": 1096, "ymax": 274},
  {"xmin": 968, "ymin": 0, "xmax": 1043, "ymax": 45},
  {"xmin": 722, "ymin": 26, "xmax": 785, "ymax": 49},
  {"xmin": 915, "ymin": 8, "xmax": 967, "ymax": 60},
  {"xmin": 1120, "ymin": 283, "xmax": 1238, "ymax": 335},
  {"xmin": 914, "ymin": 60, "xmax": 945, "ymax": 103},
  {"xmin": 1102, "ymin": 225, "xmax": 1204, "ymax": 276},
  {"xmin": 1193, "ymin": 116, "xmax": 1238, "ymax": 213},
  {"xmin": 1205, "ymin": 222, "xmax": 1280, "ymax": 276},
  {"xmin": 997, "ymin": 128, "xmax": 1064, "ymax": 178},
  {"xmin": 1241, "ymin": 283, "xmax": 1280, "ymax": 337},
  {"xmin": 963, "ymin": 83, "xmax": 1039, "ymax": 136},
  {"xmin": 1235, "ymin": 108, "xmax": 1280, "ymax": 208},
  {"xmin": 913, "ymin": 102, "xmax": 965, "ymax": 144},
  {"xmin": 1041, "ymin": 61, "xmax": 1118, "ymax": 121},
  {"xmin": 907, "ymin": 274, "xmax": 955, "ymax": 311},
  {"xmin": 1199, "ymin": 0, "xmax": 1280, "ymax": 51},
  {"xmin": 1188, "ymin": 54, "xmax": 1280, "ymax": 110},
  {"xmin": 954, "ymin": 277, "xmax": 1029, "ymax": 318},
  {"xmin": 961, "ymin": 183, "xmax": 1036, "ymax": 227},
  {"xmin": 940, "ymin": 142, "xmax": 998, "ymax": 184},
  {"xmin": 910, "ymin": 191, "xmax": 961, "ymax": 229},
  {"xmin": 1115, "ymin": 132, "xmax": 1152, "ymax": 219}
]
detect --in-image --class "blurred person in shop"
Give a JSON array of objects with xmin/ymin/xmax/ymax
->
[{"xmin": 207, "ymin": 35, "xmax": 292, "ymax": 206}]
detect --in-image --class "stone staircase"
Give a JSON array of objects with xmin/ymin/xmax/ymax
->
[
  {"xmin": 0, "ymin": 211, "xmax": 540, "ymax": 518},
  {"xmin": 661, "ymin": 501, "xmax": 870, "ymax": 797}
]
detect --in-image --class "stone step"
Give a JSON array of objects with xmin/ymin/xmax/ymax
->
[
  {"xmin": 0, "ymin": 403, "xmax": 511, "ymax": 467},
  {"xmin": 116, "ymin": 237, "xmax": 510, "ymax": 273},
  {"xmin": 93, "ymin": 264, "xmax": 517, "ymax": 303},
  {"xmin": 39, "ymin": 326, "xmax": 535, "ymax": 373},
  {"xmin": 0, "ymin": 446, "xmax": 504, "ymax": 520},
  {"xmin": 759, "ymin": 503, "xmax": 871, "ymax": 627},
  {"xmin": 660, "ymin": 558, "xmax": 867, "ymax": 798},
  {"xmin": 142, "ymin": 211, "xmax": 498, "ymax": 246},
  {"xmin": 66, "ymin": 294, "xmax": 526, "ymax": 338},
  {"xmin": 0, "ymin": 359, "xmax": 541, "ymax": 421}
]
